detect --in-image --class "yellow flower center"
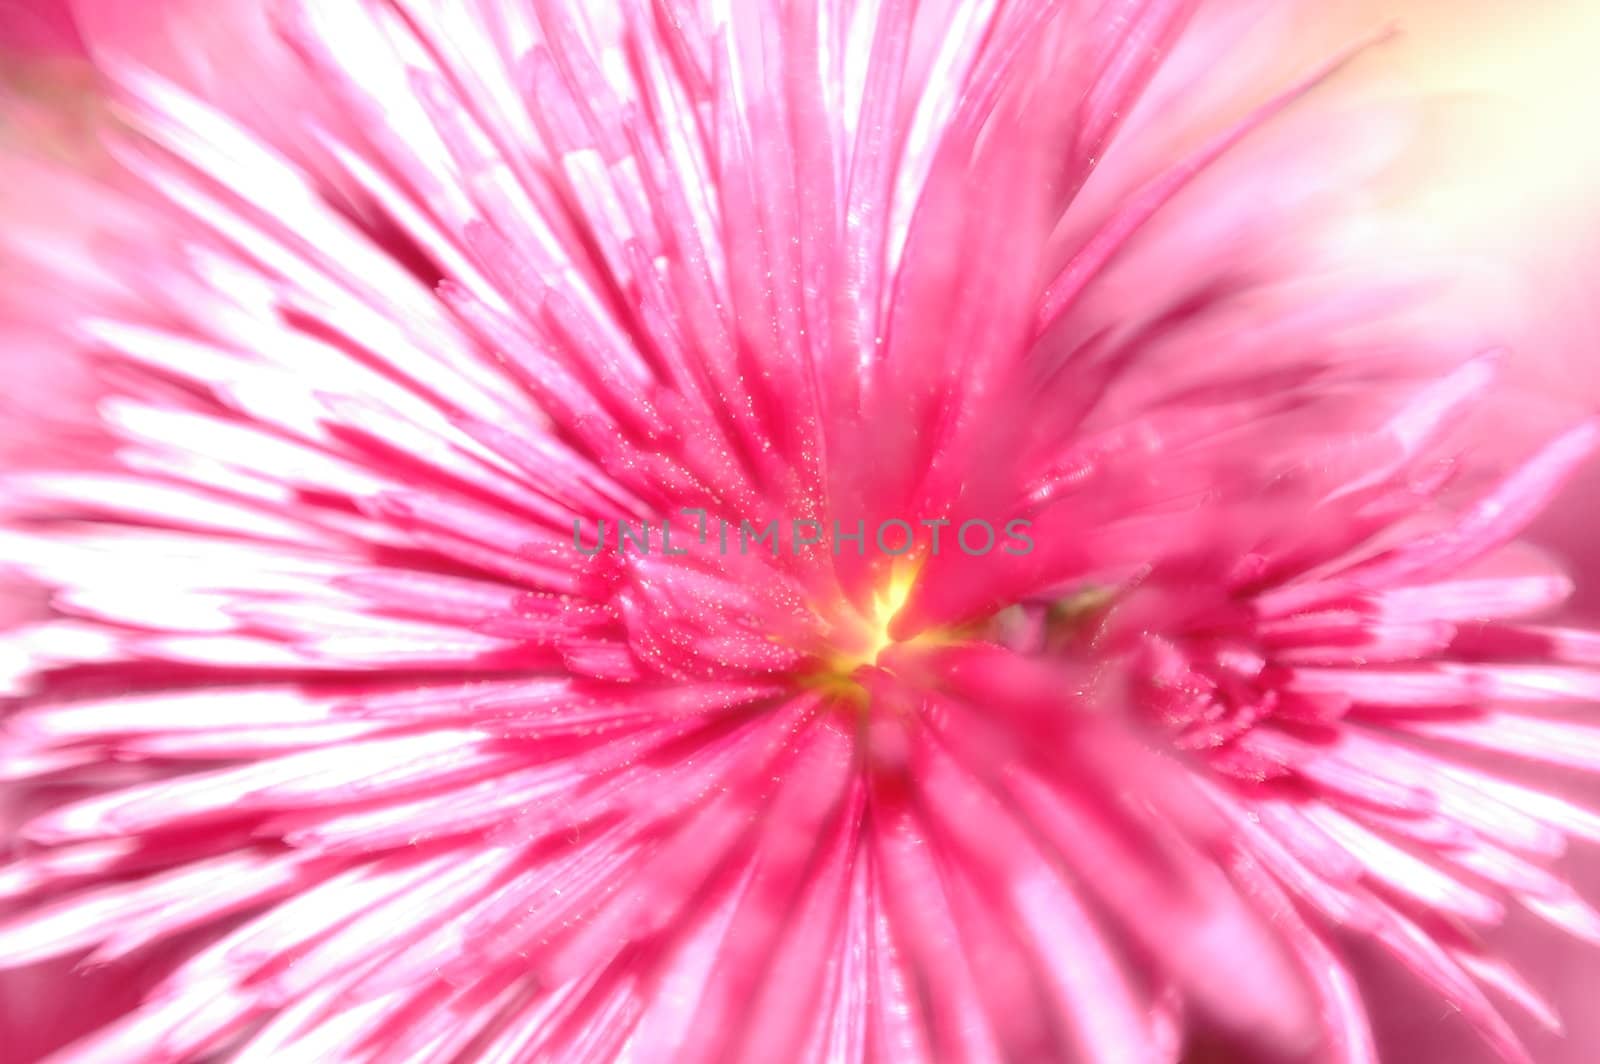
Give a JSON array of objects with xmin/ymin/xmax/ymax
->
[{"xmin": 804, "ymin": 562, "xmax": 921, "ymax": 705}]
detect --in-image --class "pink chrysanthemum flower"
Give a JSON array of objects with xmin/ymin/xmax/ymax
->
[{"xmin": 2, "ymin": 1, "xmax": 1597, "ymax": 1061}]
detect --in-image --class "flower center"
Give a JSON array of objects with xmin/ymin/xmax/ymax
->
[{"xmin": 805, "ymin": 563, "xmax": 920, "ymax": 703}]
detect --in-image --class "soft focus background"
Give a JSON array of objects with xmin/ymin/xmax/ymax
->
[
  {"xmin": 1366, "ymin": 0, "xmax": 1600, "ymax": 405},
  {"xmin": 2, "ymin": 0, "xmax": 1599, "ymax": 1060},
  {"xmin": 1377, "ymin": 0, "xmax": 1600, "ymax": 621}
]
